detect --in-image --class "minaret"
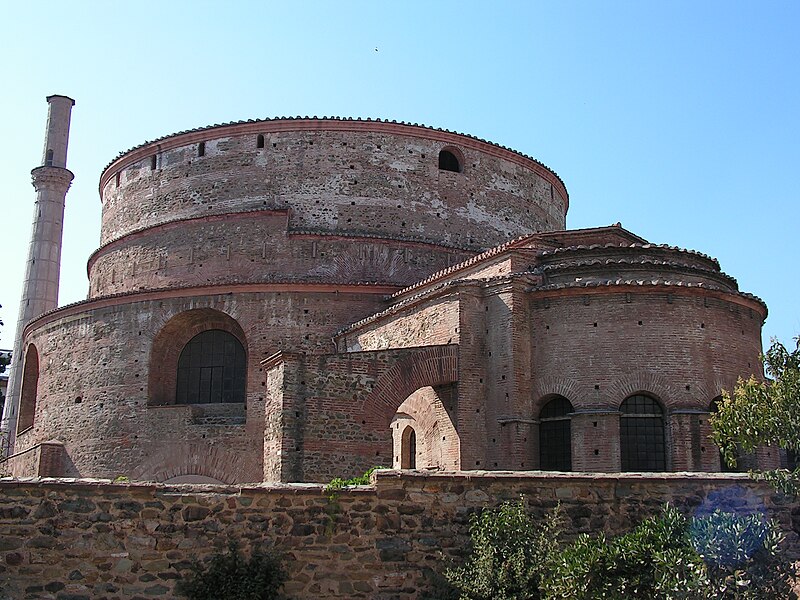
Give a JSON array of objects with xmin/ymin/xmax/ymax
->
[{"xmin": 1, "ymin": 95, "xmax": 74, "ymax": 455}]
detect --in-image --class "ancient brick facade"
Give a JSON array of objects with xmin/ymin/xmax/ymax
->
[{"xmin": 4, "ymin": 117, "xmax": 769, "ymax": 483}]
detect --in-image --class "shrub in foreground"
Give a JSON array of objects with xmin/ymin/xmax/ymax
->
[
  {"xmin": 176, "ymin": 540, "xmax": 287, "ymax": 600},
  {"xmin": 444, "ymin": 499, "xmax": 563, "ymax": 599},
  {"xmin": 440, "ymin": 500, "xmax": 796, "ymax": 600}
]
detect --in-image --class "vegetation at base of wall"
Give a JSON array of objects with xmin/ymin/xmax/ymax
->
[
  {"xmin": 711, "ymin": 336, "xmax": 800, "ymax": 496},
  {"xmin": 443, "ymin": 499, "xmax": 564, "ymax": 600},
  {"xmin": 324, "ymin": 465, "xmax": 388, "ymax": 494},
  {"xmin": 323, "ymin": 466, "xmax": 389, "ymax": 536},
  {"xmin": 175, "ymin": 540, "xmax": 287, "ymax": 600},
  {"xmin": 438, "ymin": 499, "xmax": 796, "ymax": 600}
]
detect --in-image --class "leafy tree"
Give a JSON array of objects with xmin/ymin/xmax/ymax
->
[
  {"xmin": 691, "ymin": 510, "xmax": 796, "ymax": 599},
  {"xmin": 176, "ymin": 540, "xmax": 287, "ymax": 600},
  {"xmin": 711, "ymin": 337, "xmax": 800, "ymax": 495}
]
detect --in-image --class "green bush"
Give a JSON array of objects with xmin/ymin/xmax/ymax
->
[
  {"xmin": 547, "ymin": 506, "xmax": 707, "ymax": 599},
  {"xmin": 176, "ymin": 540, "xmax": 287, "ymax": 600},
  {"xmin": 439, "ymin": 501, "xmax": 796, "ymax": 600},
  {"xmin": 443, "ymin": 498, "xmax": 564, "ymax": 600},
  {"xmin": 324, "ymin": 465, "xmax": 387, "ymax": 493},
  {"xmin": 691, "ymin": 510, "xmax": 796, "ymax": 599}
]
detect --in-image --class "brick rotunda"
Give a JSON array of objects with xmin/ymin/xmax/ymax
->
[{"xmin": 3, "ymin": 111, "xmax": 771, "ymax": 483}]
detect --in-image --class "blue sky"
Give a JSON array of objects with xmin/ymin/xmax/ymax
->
[{"xmin": 1, "ymin": 1, "xmax": 798, "ymax": 351}]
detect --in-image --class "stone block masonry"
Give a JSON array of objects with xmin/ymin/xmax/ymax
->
[{"xmin": 0, "ymin": 472, "xmax": 798, "ymax": 599}]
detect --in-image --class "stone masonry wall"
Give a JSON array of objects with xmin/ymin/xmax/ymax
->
[
  {"xmin": 528, "ymin": 288, "xmax": 767, "ymax": 472},
  {"xmin": 343, "ymin": 295, "xmax": 461, "ymax": 352},
  {"xmin": 99, "ymin": 123, "xmax": 568, "ymax": 249},
  {"xmin": 87, "ymin": 213, "xmax": 472, "ymax": 297},
  {"xmin": 13, "ymin": 290, "xmax": 389, "ymax": 483},
  {"xmin": 263, "ymin": 345, "xmax": 459, "ymax": 483},
  {"xmin": 0, "ymin": 472, "xmax": 798, "ymax": 600}
]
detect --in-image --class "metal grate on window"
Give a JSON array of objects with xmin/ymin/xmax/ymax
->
[
  {"xmin": 176, "ymin": 329, "xmax": 246, "ymax": 404},
  {"xmin": 620, "ymin": 394, "xmax": 665, "ymax": 471},
  {"xmin": 539, "ymin": 396, "xmax": 573, "ymax": 471}
]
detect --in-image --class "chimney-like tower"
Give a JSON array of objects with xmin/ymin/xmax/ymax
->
[{"xmin": 1, "ymin": 95, "xmax": 74, "ymax": 455}]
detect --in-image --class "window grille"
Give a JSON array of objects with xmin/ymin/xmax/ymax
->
[
  {"xmin": 620, "ymin": 394, "xmax": 665, "ymax": 471},
  {"xmin": 176, "ymin": 330, "xmax": 246, "ymax": 404},
  {"xmin": 539, "ymin": 396, "xmax": 572, "ymax": 471}
]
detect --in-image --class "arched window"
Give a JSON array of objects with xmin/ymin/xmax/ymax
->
[
  {"xmin": 539, "ymin": 396, "xmax": 573, "ymax": 471},
  {"xmin": 438, "ymin": 149, "xmax": 461, "ymax": 173},
  {"xmin": 17, "ymin": 345, "xmax": 40, "ymax": 434},
  {"xmin": 620, "ymin": 394, "xmax": 666, "ymax": 471},
  {"xmin": 401, "ymin": 425, "xmax": 417, "ymax": 469},
  {"xmin": 175, "ymin": 330, "xmax": 246, "ymax": 404},
  {"xmin": 256, "ymin": 134, "xmax": 265, "ymax": 149}
]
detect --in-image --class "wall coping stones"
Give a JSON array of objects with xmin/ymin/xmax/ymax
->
[
  {"xmin": 0, "ymin": 471, "xmax": 794, "ymax": 599},
  {"xmin": 0, "ymin": 469, "xmax": 767, "ymax": 491}
]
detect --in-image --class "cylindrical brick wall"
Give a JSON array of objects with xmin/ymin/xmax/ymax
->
[
  {"xmin": 528, "ymin": 287, "xmax": 765, "ymax": 471},
  {"xmin": 12, "ymin": 289, "xmax": 389, "ymax": 481},
  {"xmin": 92, "ymin": 120, "xmax": 568, "ymax": 295}
]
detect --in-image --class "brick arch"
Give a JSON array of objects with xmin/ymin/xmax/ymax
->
[
  {"xmin": 681, "ymin": 381, "xmax": 714, "ymax": 411},
  {"xmin": 16, "ymin": 344, "xmax": 40, "ymax": 434},
  {"xmin": 707, "ymin": 375, "xmax": 742, "ymax": 404},
  {"xmin": 130, "ymin": 442, "xmax": 258, "ymax": 484},
  {"xmin": 148, "ymin": 308, "xmax": 247, "ymax": 406},
  {"xmin": 531, "ymin": 376, "xmax": 584, "ymax": 414},
  {"xmin": 603, "ymin": 371, "xmax": 682, "ymax": 411},
  {"xmin": 360, "ymin": 345, "xmax": 458, "ymax": 427},
  {"xmin": 390, "ymin": 385, "xmax": 460, "ymax": 470}
]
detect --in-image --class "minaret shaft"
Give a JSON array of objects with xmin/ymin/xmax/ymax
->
[{"xmin": 1, "ymin": 95, "xmax": 74, "ymax": 455}]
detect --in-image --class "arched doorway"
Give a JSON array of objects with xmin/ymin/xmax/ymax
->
[{"xmin": 391, "ymin": 384, "xmax": 459, "ymax": 470}]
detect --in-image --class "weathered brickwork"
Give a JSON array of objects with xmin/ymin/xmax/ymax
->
[
  {"xmin": 98, "ymin": 122, "xmax": 567, "ymax": 248},
  {"xmin": 261, "ymin": 345, "xmax": 458, "ymax": 483},
  {"xmin": 8, "ymin": 117, "xmax": 770, "ymax": 484},
  {"xmin": 0, "ymin": 472, "xmax": 797, "ymax": 599},
  {"xmin": 343, "ymin": 296, "xmax": 461, "ymax": 352},
  {"xmin": 87, "ymin": 212, "xmax": 471, "ymax": 297},
  {"xmin": 10, "ymin": 290, "xmax": 388, "ymax": 482}
]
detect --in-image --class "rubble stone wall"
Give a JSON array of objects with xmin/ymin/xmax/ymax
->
[{"xmin": 0, "ymin": 472, "xmax": 796, "ymax": 600}]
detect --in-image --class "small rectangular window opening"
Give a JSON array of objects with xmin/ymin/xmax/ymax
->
[
  {"xmin": 150, "ymin": 155, "xmax": 157, "ymax": 170},
  {"xmin": 198, "ymin": 142, "xmax": 205, "ymax": 157},
  {"xmin": 256, "ymin": 134, "xmax": 265, "ymax": 149}
]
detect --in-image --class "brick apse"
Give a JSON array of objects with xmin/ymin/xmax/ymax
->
[{"xmin": 4, "ymin": 116, "xmax": 772, "ymax": 483}]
